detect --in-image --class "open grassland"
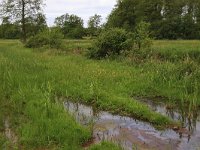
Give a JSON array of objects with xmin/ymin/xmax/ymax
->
[{"xmin": 0, "ymin": 40, "xmax": 200, "ymax": 149}]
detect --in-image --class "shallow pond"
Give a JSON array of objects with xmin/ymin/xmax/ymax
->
[{"xmin": 64, "ymin": 99, "xmax": 200, "ymax": 150}]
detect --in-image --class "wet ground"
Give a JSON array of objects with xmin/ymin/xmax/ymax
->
[{"xmin": 64, "ymin": 99, "xmax": 200, "ymax": 150}]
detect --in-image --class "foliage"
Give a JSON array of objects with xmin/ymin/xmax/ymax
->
[
  {"xmin": 106, "ymin": 0, "xmax": 138, "ymax": 32},
  {"xmin": 88, "ymin": 28, "xmax": 133, "ymax": 58},
  {"xmin": 0, "ymin": 14, "xmax": 47, "ymax": 39},
  {"xmin": 106, "ymin": 0, "xmax": 200, "ymax": 39},
  {"xmin": 0, "ymin": 17, "xmax": 20, "ymax": 39},
  {"xmin": 87, "ymin": 14, "xmax": 102, "ymax": 37},
  {"xmin": 0, "ymin": 24, "xmax": 20, "ymax": 39},
  {"xmin": 25, "ymin": 13, "xmax": 48, "ymax": 37},
  {"xmin": 0, "ymin": 0, "xmax": 45, "ymax": 42},
  {"xmin": 54, "ymin": 13, "xmax": 84, "ymax": 39},
  {"xmin": 133, "ymin": 21, "xmax": 152, "ymax": 50},
  {"xmin": 0, "ymin": 134, "xmax": 7, "ymax": 149},
  {"xmin": 25, "ymin": 28, "xmax": 64, "ymax": 50}
]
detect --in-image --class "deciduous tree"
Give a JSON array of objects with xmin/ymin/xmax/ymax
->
[
  {"xmin": 55, "ymin": 13, "xmax": 84, "ymax": 39},
  {"xmin": 88, "ymin": 14, "xmax": 102, "ymax": 36},
  {"xmin": 0, "ymin": 0, "xmax": 44, "ymax": 42}
]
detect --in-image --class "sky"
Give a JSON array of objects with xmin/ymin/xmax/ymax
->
[
  {"xmin": 44, "ymin": 0, "xmax": 117, "ymax": 27},
  {"xmin": 0, "ymin": 0, "xmax": 117, "ymax": 26}
]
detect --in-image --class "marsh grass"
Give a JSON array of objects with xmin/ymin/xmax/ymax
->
[
  {"xmin": 0, "ymin": 41, "xmax": 91, "ymax": 149},
  {"xmin": 64, "ymin": 39, "xmax": 92, "ymax": 55},
  {"xmin": 0, "ymin": 39, "xmax": 200, "ymax": 149},
  {"xmin": 88, "ymin": 142, "xmax": 122, "ymax": 150}
]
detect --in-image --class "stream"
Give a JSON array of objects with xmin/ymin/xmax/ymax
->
[{"xmin": 64, "ymin": 99, "xmax": 200, "ymax": 150}]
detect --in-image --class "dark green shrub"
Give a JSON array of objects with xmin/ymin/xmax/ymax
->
[
  {"xmin": 88, "ymin": 28, "xmax": 132, "ymax": 59},
  {"xmin": 0, "ymin": 24, "xmax": 20, "ymax": 39},
  {"xmin": 25, "ymin": 28, "xmax": 64, "ymax": 49},
  {"xmin": 66, "ymin": 27, "xmax": 84, "ymax": 39}
]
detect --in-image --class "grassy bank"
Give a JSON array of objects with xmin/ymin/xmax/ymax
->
[
  {"xmin": 0, "ymin": 39, "xmax": 200, "ymax": 149},
  {"xmin": 0, "ymin": 40, "xmax": 91, "ymax": 149}
]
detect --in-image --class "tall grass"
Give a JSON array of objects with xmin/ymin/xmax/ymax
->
[
  {"xmin": 0, "ymin": 39, "xmax": 200, "ymax": 149},
  {"xmin": 0, "ymin": 41, "xmax": 91, "ymax": 149},
  {"xmin": 88, "ymin": 142, "xmax": 122, "ymax": 150}
]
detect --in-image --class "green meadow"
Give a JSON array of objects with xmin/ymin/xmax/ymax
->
[{"xmin": 0, "ymin": 39, "xmax": 200, "ymax": 149}]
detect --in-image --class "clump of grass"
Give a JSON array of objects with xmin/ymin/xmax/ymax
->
[
  {"xmin": 88, "ymin": 142, "xmax": 122, "ymax": 150},
  {"xmin": 0, "ymin": 41, "xmax": 91, "ymax": 149},
  {"xmin": 0, "ymin": 134, "xmax": 6, "ymax": 148}
]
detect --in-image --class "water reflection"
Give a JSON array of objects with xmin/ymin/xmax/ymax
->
[
  {"xmin": 135, "ymin": 98, "xmax": 200, "ymax": 150},
  {"xmin": 136, "ymin": 98, "xmax": 200, "ymax": 133},
  {"xmin": 63, "ymin": 100, "xmax": 196, "ymax": 150},
  {"xmin": 63, "ymin": 99, "xmax": 200, "ymax": 150}
]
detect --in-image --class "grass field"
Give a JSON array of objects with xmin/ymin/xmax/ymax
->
[{"xmin": 0, "ymin": 39, "xmax": 200, "ymax": 149}]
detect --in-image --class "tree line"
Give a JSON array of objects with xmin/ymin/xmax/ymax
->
[
  {"xmin": 0, "ymin": 0, "xmax": 102, "ymax": 41},
  {"xmin": 0, "ymin": 0, "xmax": 200, "ymax": 40},
  {"xmin": 0, "ymin": 13, "xmax": 47, "ymax": 39},
  {"xmin": 106, "ymin": 0, "xmax": 200, "ymax": 39}
]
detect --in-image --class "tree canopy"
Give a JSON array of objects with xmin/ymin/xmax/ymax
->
[
  {"xmin": 0, "ymin": 0, "xmax": 45, "ymax": 41},
  {"xmin": 0, "ymin": 17, "xmax": 20, "ymax": 39},
  {"xmin": 87, "ymin": 14, "xmax": 102, "ymax": 36},
  {"xmin": 54, "ymin": 13, "xmax": 84, "ymax": 39},
  {"xmin": 106, "ymin": 0, "xmax": 200, "ymax": 39}
]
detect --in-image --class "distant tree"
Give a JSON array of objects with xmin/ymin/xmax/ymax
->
[
  {"xmin": 34, "ymin": 13, "xmax": 47, "ymax": 32},
  {"xmin": 180, "ymin": 0, "xmax": 200, "ymax": 39},
  {"xmin": 87, "ymin": 14, "xmax": 102, "ymax": 36},
  {"xmin": 137, "ymin": 0, "xmax": 163, "ymax": 38},
  {"xmin": 0, "ymin": 0, "xmax": 44, "ymax": 42},
  {"xmin": 26, "ymin": 13, "xmax": 47, "ymax": 37},
  {"xmin": 106, "ymin": 0, "xmax": 200, "ymax": 39},
  {"xmin": 54, "ymin": 13, "xmax": 84, "ymax": 39},
  {"xmin": 106, "ymin": 0, "xmax": 139, "ymax": 32},
  {"xmin": 0, "ymin": 17, "xmax": 20, "ymax": 39},
  {"xmin": 160, "ymin": 0, "xmax": 183, "ymax": 39}
]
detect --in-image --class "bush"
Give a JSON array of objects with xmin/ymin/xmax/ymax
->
[
  {"xmin": 88, "ymin": 28, "xmax": 132, "ymax": 59},
  {"xmin": 66, "ymin": 27, "xmax": 85, "ymax": 39},
  {"xmin": 133, "ymin": 21, "xmax": 152, "ymax": 50},
  {"xmin": 25, "ymin": 28, "xmax": 64, "ymax": 50}
]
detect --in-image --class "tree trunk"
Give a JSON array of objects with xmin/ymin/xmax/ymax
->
[{"xmin": 22, "ymin": 0, "xmax": 26, "ymax": 42}]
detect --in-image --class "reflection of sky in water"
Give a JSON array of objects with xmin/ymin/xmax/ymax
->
[
  {"xmin": 64, "ymin": 100, "xmax": 200, "ymax": 150},
  {"xmin": 136, "ymin": 98, "xmax": 200, "ymax": 133}
]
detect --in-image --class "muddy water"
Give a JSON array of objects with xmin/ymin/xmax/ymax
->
[
  {"xmin": 135, "ymin": 98, "xmax": 200, "ymax": 150},
  {"xmin": 64, "ymin": 100, "xmax": 200, "ymax": 150}
]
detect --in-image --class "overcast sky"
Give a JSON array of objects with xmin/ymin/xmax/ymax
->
[{"xmin": 45, "ymin": 0, "xmax": 117, "ymax": 27}]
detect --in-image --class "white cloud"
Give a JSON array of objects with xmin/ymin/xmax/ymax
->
[
  {"xmin": 0, "ymin": 0, "xmax": 117, "ymax": 26},
  {"xmin": 44, "ymin": 0, "xmax": 117, "ymax": 27}
]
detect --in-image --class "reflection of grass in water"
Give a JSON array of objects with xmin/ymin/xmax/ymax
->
[{"xmin": 163, "ymin": 97, "xmax": 199, "ymax": 133}]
